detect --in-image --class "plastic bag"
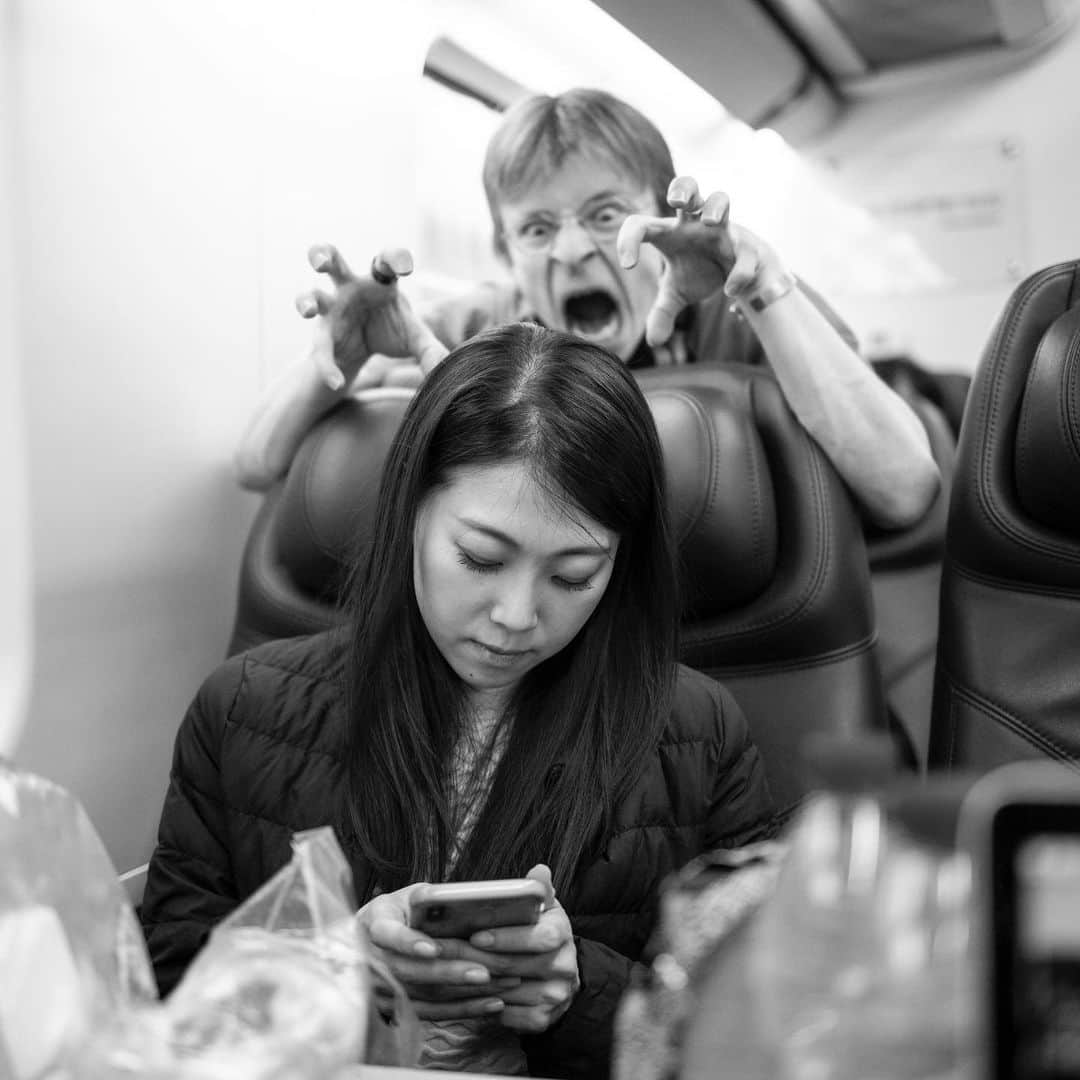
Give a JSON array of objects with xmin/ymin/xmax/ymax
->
[
  {"xmin": 82, "ymin": 827, "xmax": 418, "ymax": 1079},
  {"xmin": 613, "ymin": 841, "xmax": 786, "ymax": 1080},
  {"xmin": 0, "ymin": 761, "xmax": 157, "ymax": 1080}
]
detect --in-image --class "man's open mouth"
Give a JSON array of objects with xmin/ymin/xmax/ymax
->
[{"xmin": 563, "ymin": 289, "xmax": 621, "ymax": 343}]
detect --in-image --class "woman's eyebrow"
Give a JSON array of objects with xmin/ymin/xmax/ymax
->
[{"xmin": 458, "ymin": 518, "xmax": 612, "ymax": 557}]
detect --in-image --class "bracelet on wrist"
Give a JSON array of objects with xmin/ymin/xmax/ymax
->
[{"xmin": 736, "ymin": 271, "xmax": 797, "ymax": 314}]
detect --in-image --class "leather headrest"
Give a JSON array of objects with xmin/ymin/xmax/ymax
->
[
  {"xmin": 275, "ymin": 391, "xmax": 412, "ymax": 602},
  {"xmin": 647, "ymin": 386, "xmax": 778, "ymax": 616},
  {"xmin": 1014, "ymin": 303, "xmax": 1080, "ymax": 534},
  {"xmin": 275, "ymin": 385, "xmax": 779, "ymax": 621}
]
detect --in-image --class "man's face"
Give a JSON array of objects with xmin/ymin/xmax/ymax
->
[{"xmin": 497, "ymin": 157, "xmax": 664, "ymax": 362}]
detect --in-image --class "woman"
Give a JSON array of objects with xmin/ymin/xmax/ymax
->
[{"xmin": 141, "ymin": 323, "xmax": 776, "ymax": 1078}]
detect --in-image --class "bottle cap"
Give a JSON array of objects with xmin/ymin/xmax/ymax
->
[{"xmin": 799, "ymin": 730, "xmax": 900, "ymax": 794}]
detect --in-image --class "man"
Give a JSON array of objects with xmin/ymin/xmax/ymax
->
[{"xmin": 235, "ymin": 88, "xmax": 939, "ymax": 529}]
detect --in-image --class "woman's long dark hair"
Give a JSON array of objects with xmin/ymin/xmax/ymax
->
[{"xmin": 340, "ymin": 323, "xmax": 679, "ymax": 899}]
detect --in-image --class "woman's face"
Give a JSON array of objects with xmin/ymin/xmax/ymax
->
[{"xmin": 413, "ymin": 461, "xmax": 619, "ymax": 709}]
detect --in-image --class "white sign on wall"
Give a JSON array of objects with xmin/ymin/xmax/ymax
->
[{"xmin": 831, "ymin": 137, "xmax": 1028, "ymax": 293}]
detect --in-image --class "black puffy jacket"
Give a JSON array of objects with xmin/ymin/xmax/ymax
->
[{"xmin": 140, "ymin": 632, "xmax": 775, "ymax": 1078}]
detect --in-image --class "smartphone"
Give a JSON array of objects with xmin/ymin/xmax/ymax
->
[
  {"xmin": 408, "ymin": 878, "xmax": 547, "ymax": 939},
  {"xmin": 959, "ymin": 761, "xmax": 1080, "ymax": 1080}
]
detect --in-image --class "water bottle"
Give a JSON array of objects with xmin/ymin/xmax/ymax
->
[{"xmin": 746, "ymin": 733, "xmax": 974, "ymax": 1080}]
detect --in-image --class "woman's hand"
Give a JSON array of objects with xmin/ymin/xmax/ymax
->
[
  {"xmin": 357, "ymin": 883, "xmax": 520, "ymax": 1022},
  {"xmin": 434, "ymin": 865, "xmax": 581, "ymax": 1034},
  {"xmin": 295, "ymin": 244, "xmax": 449, "ymax": 392},
  {"xmin": 616, "ymin": 176, "xmax": 788, "ymax": 347}
]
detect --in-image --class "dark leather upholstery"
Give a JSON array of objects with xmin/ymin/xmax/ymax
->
[
  {"xmin": 633, "ymin": 365, "xmax": 889, "ymax": 812},
  {"xmin": 930, "ymin": 260, "xmax": 1080, "ymax": 772},
  {"xmin": 229, "ymin": 365, "xmax": 888, "ymax": 813},
  {"xmin": 228, "ymin": 389, "xmax": 413, "ymax": 656},
  {"xmin": 864, "ymin": 385, "xmax": 958, "ymax": 771}
]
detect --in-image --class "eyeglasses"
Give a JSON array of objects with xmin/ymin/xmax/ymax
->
[{"xmin": 503, "ymin": 198, "xmax": 642, "ymax": 255}]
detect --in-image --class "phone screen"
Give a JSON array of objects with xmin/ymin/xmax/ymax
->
[{"xmin": 993, "ymin": 807, "xmax": 1080, "ymax": 1080}]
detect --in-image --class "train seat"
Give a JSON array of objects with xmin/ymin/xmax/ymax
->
[
  {"xmin": 863, "ymin": 377, "xmax": 959, "ymax": 772},
  {"xmin": 229, "ymin": 365, "xmax": 889, "ymax": 816},
  {"xmin": 930, "ymin": 260, "xmax": 1080, "ymax": 772}
]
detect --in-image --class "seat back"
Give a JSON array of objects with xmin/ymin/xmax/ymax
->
[
  {"xmin": 229, "ymin": 365, "xmax": 888, "ymax": 813},
  {"xmin": 228, "ymin": 389, "xmax": 411, "ymax": 656},
  {"xmin": 634, "ymin": 364, "xmax": 888, "ymax": 813},
  {"xmin": 864, "ymin": 382, "xmax": 959, "ymax": 771},
  {"xmin": 930, "ymin": 260, "xmax": 1080, "ymax": 773}
]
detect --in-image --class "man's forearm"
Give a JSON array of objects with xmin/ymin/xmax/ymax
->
[
  {"xmin": 233, "ymin": 359, "xmax": 350, "ymax": 491},
  {"xmin": 737, "ymin": 285, "xmax": 940, "ymax": 529}
]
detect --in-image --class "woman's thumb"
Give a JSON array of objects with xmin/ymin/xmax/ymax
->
[{"xmin": 525, "ymin": 863, "xmax": 556, "ymax": 909}]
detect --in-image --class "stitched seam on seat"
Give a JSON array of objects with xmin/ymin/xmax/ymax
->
[
  {"xmin": 945, "ymin": 674, "xmax": 1080, "ymax": 763},
  {"xmin": 951, "ymin": 561, "xmax": 1080, "ymax": 598},
  {"xmin": 695, "ymin": 380, "xmax": 830, "ymax": 638},
  {"xmin": 692, "ymin": 633, "xmax": 876, "ymax": 678},
  {"xmin": 301, "ymin": 420, "xmax": 347, "ymax": 561},
  {"xmin": 245, "ymin": 504, "xmax": 340, "ymax": 633},
  {"xmin": 974, "ymin": 265, "xmax": 1080, "ymax": 562},
  {"xmin": 947, "ymin": 687, "xmax": 959, "ymax": 769},
  {"xmin": 663, "ymin": 391, "xmax": 710, "ymax": 541},
  {"xmin": 1065, "ymin": 344, "xmax": 1080, "ymax": 467}
]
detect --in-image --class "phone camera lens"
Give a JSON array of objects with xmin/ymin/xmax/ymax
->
[{"xmin": 426, "ymin": 905, "xmax": 445, "ymax": 921}]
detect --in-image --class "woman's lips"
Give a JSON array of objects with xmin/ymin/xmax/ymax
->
[{"xmin": 469, "ymin": 640, "xmax": 531, "ymax": 666}]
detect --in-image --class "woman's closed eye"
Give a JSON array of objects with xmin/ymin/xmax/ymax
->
[
  {"xmin": 457, "ymin": 549, "xmax": 596, "ymax": 592},
  {"xmin": 553, "ymin": 575, "xmax": 594, "ymax": 593},
  {"xmin": 457, "ymin": 549, "xmax": 500, "ymax": 574}
]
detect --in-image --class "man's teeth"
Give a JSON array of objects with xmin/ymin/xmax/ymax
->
[{"xmin": 569, "ymin": 314, "xmax": 620, "ymax": 341}]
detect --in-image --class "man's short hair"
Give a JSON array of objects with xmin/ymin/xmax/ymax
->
[{"xmin": 482, "ymin": 88, "xmax": 677, "ymax": 257}]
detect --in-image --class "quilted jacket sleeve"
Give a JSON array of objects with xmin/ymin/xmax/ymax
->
[
  {"xmin": 523, "ymin": 672, "xmax": 776, "ymax": 1079},
  {"xmin": 140, "ymin": 657, "xmax": 246, "ymax": 997},
  {"xmin": 522, "ymin": 937, "xmax": 643, "ymax": 1080}
]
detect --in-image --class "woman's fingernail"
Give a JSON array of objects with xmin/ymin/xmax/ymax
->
[
  {"xmin": 464, "ymin": 967, "xmax": 490, "ymax": 983},
  {"xmin": 483, "ymin": 999, "xmax": 505, "ymax": 1012},
  {"xmin": 543, "ymin": 986, "xmax": 567, "ymax": 1004},
  {"xmin": 471, "ymin": 931, "xmax": 494, "ymax": 947},
  {"xmin": 413, "ymin": 941, "xmax": 438, "ymax": 958}
]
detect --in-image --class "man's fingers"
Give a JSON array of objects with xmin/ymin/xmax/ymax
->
[
  {"xmin": 617, "ymin": 213, "xmax": 675, "ymax": 269},
  {"xmin": 383, "ymin": 365, "xmax": 425, "ymax": 389},
  {"xmin": 412, "ymin": 334, "xmax": 447, "ymax": 378},
  {"xmin": 667, "ymin": 175, "xmax": 703, "ymax": 217},
  {"xmin": 307, "ymin": 243, "xmax": 355, "ymax": 284},
  {"xmin": 295, "ymin": 289, "xmax": 333, "ymax": 320},
  {"xmin": 350, "ymin": 354, "xmax": 399, "ymax": 391},
  {"xmin": 701, "ymin": 190, "xmax": 732, "ymax": 228},
  {"xmin": 645, "ymin": 287, "xmax": 686, "ymax": 347},
  {"xmin": 724, "ymin": 243, "xmax": 763, "ymax": 296},
  {"xmin": 307, "ymin": 321, "xmax": 344, "ymax": 390},
  {"xmin": 409, "ymin": 324, "xmax": 450, "ymax": 375},
  {"xmin": 371, "ymin": 246, "xmax": 414, "ymax": 286}
]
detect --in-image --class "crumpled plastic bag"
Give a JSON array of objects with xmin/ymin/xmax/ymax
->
[
  {"xmin": 80, "ymin": 826, "xmax": 419, "ymax": 1079},
  {"xmin": 0, "ymin": 761, "xmax": 417, "ymax": 1080},
  {"xmin": 0, "ymin": 761, "xmax": 157, "ymax": 1080},
  {"xmin": 613, "ymin": 841, "xmax": 786, "ymax": 1080}
]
